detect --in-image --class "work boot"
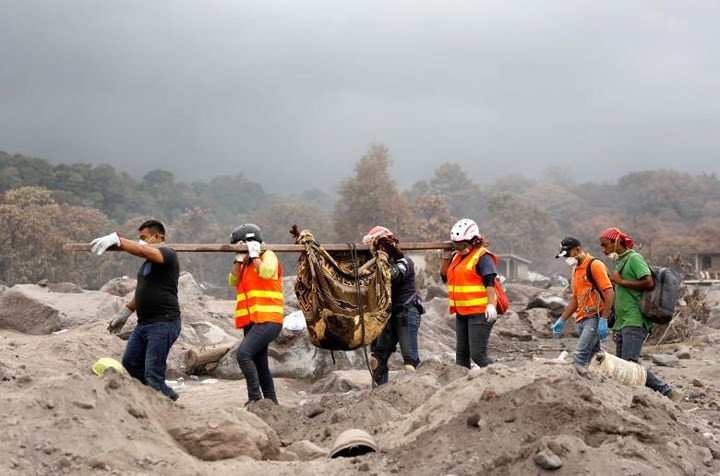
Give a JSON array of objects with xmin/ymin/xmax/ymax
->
[
  {"xmin": 403, "ymin": 364, "xmax": 416, "ymax": 373},
  {"xmin": 244, "ymin": 399, "xmax": 262, "ymax": 410},
  {"xmin": 668, "ymin": 390, "xmax": 684, "ymax": 404}
]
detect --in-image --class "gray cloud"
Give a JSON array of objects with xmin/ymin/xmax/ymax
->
[{"xmin": 1, "ymin": 1, "xmax": 718, "ymax": 192}]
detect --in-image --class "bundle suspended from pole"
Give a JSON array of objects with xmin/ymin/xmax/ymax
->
[{"xmin": 292, "ymin": 229, "xmax": 393, "ymax": 351}]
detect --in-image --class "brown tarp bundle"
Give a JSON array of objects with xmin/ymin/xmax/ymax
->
[{"xmin": 294, "ymin": 230, "xmax": 393, "ymax": 351}]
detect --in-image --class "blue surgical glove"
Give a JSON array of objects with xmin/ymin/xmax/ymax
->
[
  {"xmin": 597, "ymin": 318, "xmax": 609, "ymax": 340},
  {"xmin": 551, "ymin": 318, "xmax": 566, "ymax": 335}
]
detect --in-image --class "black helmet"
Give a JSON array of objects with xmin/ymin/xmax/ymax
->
[{"xmin": 230, "ymin": 223, "xmax": 263, "ymax": 244}]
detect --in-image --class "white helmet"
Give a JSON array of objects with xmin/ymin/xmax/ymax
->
[{"xmin": 450, "ymin": 219, "xmax": 482, "ymax": 242}]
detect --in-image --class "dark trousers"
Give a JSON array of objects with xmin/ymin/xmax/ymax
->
[
  {"xmin": 616, "ymin": 326, "xmax": 672, "ymax": 396},
  {"xmin": 371, "ymin": 305, "xmax": 421, "ymax": 385},
  {"xmin": 123, "ymin": 319, "xmax": 181, "ymax": 400},
  {"xmin": 236, "ymin": 322, "xmax": 282, "ymax": 403},
  {"xmin": 455, "ymin": 313, "xmax": 494, "ymax": 368}
]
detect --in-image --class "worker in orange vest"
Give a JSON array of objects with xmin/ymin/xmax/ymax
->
[
  {"xmin": 229, "ymin": 223, "xmax": 284, "ymax": 405},
  {"xmin": 440, "ymin": 218, "xmax": 499, "ymax": 368}
]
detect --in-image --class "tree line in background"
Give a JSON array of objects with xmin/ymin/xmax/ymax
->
[{"xmin": 2, "ymin": 147, "xmax": 720, "ymax": 289}]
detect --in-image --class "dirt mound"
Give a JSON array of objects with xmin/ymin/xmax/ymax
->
[{"xmin": 2, "ymin": 278, "xmax": 720, "ymax": 474}]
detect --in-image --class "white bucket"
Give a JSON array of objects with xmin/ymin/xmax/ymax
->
[{"xmin": 588, "ymin": 352, "xmax": 647, "ymax": 387}]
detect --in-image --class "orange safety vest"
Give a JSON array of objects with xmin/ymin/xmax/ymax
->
[
  {"xmin": 448, "ymin": 247, "xmax": 498, "ymax": 316},
  {"xmin": 234, "ymin": 257, "xmax": 284, "ymax": 328}
]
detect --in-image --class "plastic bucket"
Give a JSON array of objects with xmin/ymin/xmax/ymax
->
[{"xmin": 588, "ymin": 352, "xmax": 647, "ymax": 386}]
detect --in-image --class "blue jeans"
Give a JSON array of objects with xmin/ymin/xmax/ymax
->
[
  {"xmin": 573, "ymin": 316, "xmax": 601, "ymax": 367},
  {"xmin": 236, "ymin": 322, "xmax": 282, "ymax": 403},
  {"xmin": 371, "ymin": 305, "xmax": 421, "ymax": 385},
  {"xmin": 616, "ymin": 326, "xmax": 673, "ymax": 396},
  {"xmin": 123, "ymin": 319, "xmax": 182, "ymax": 400},
  {"xmin": 455, "ymin": 312, "xmax": 494, "ymax": 369}
]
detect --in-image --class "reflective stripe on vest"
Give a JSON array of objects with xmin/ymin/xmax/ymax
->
[
  {"xmin": 447, "ymin": 247, "xmax": 498, "ymax": 315},
  {"xmin": 235, "ymin": 259, "xmax": 284, "ymax": 328}
]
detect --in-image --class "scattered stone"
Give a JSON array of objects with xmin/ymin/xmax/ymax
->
[
  {"xmin": 675, "ymin": 346, "xmax": 692, "ymax": 359},
  {"xmin": 547, "ymin": 441, "xmax": 568, "ymax": 456},
  {"xmin": 649, "ymin": 354, "xmax": 681, "ymax": 367},
  {"xmin": 497, "ymin": 329, "xmax": 533, "ymax": 341},
  {"xmin": 526, "ymin": 294, "xmax": 567, "ymax": 317},
  {"xmin": 285, "ymin": 440, "xmax": 327, "ymax": 460},
  {"xmin": 168, "ymin": 414, "xmax": 280, "ymax": 461},
  {"xmin": 72, "ymin": 400, "xmax": 95, "ymax": 410},
  {"xmin": 126, "ymin": 405, "xmax": 147, "ymax": 419},
  {"xmin": 47, "ymin": 282, "xmax": 84, "ymax": 293},
  {"xmin": 86, "ymin": 456, "xmax": 107, "ymax": 470},
  {"xmin": 533, "ymin": 449, "xmax": 562, "ymax": 470},
  {"xmin": 692, "ymin": 379, "xmax": 704, "ymax": 388}
]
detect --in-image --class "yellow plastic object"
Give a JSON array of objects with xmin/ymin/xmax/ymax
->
[{"xmin": 92, "ymin": 357, "xmax": 125, "ymax": 376}]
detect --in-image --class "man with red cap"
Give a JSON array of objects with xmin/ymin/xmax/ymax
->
[{"xmin": 599, "ymin": 227, "xmax": 683, "ymax": 403}]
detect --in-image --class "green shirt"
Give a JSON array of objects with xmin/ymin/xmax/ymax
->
[{"xmin": 613, "ymin": 250, "xmax": 653, "ymax": 330}]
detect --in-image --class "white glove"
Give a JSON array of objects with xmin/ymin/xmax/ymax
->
[
  {"xmin": 485, "ymin": 304, "xmax": 498, "ymax": 324},
  {"xmin": 246, "ymin": 241, "xmax": 261, "ymax": 259},
  {"xmin": 234, "ymin": 252, "xmax": 246, "ymax": 263},
  {"xmin": 90, "ymin": 232, "xmax": 120, "ymax": 255},
  {"xmin": 108, "ymin": 306, "xmax": 132, "ymax": 334}
]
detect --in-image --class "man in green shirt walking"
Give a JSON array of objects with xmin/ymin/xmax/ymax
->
[{"xmin": 599, "ymin": 227, "xmax": 682, "ymax": 403}]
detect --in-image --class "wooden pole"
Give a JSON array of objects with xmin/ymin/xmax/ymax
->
[{"xmin": 63, "ymin": 241, "xmax": 453, "ymax": 253}]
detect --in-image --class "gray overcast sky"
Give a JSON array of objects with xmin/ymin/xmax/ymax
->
[{"xmin": 1, "ymin": 1, "xmax": 719, "ymax": 193}]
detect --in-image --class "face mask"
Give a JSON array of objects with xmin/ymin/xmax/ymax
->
[
  {"xmin": 608, "ymin": 252, "xmax": 619, "ymax": 261},
  {"xmin": 564, "ymin": 257, "xmax": 578, "ymax": 267}
]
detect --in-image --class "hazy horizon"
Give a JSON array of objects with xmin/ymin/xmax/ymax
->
[{"xmin": 2, "ymin": 1, "xmax": 718, "ymax": 193}]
